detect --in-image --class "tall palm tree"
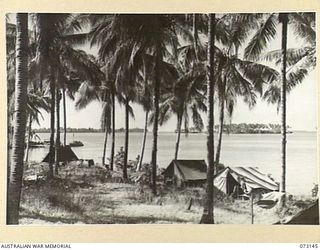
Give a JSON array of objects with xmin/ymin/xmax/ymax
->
[
  {"xmin": 36, "ymin": 13, "xmax": 64, "ymax": 178},
  {"xmin": 101, "ymin": 98, "xmax": 111, "ymax": 166},
  {"xmin": 109, "ymin": 83, "xmax": 116, "ymax": 171},
  {"xmin": 213, "ymin": 50, "xmax": 279, "ymax": 165},
  {"xmin": 200, "ymin": 13, "xmax": 215, "ymax": 224},
  {"xmin": 55, "ymin": 82, "xmax": 61, "ymax": 174},
  {"xmin": 7, "ymin": 13, "xmax": 29, "ymax": 225},
  {"xmin": 88, "ymin": 15, "xmax": 137, "ymax": 177},
  {"xmin": 75, "ymin": 81, "xmax": 110, "ymax": 165},
  {"xmin": 24, "ymin": 90, "xmax": 50, "ymax": 163},
  {"xmin": 48, "ymin": 66, "xmax": 55, "ymax": 178},
  {"xmin": 62, "ymin": 83, "xmax": 67, "ymax": 146},
  {"xmin": 114, "ymin": 62, "xmax": 137, "ymax": 179},
  {"xmin": 245, "ymin": 12, "xmax": 315, "ymax": 196},
  {"xmin": 157, "ymin": 64, "xmax": 206, "ymax": 160},
  {"xmin": 278, "ymin": 13, "xmax": 288, "ymax": 193},
  {"xmin": 135, "ymin": 15, "xmax": 180, "ymax": 195},
  {"xmin": 136, "ymin": 66, "xmax": 153, "ymax": 171},
  {"xmin": 6, "ymin": 18, "xmax": 53, "ymax": 176},
  {"xmin": 35, "ymin": 14, "xmax": 104, "ymax": 176},
  {"xmin": 89, "ymin": 15, "xmax": 180, "ymax": 187}
]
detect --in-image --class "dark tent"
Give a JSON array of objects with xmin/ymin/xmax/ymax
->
[
  {"xmin": 42, "ymin": 145, "xmax": 79, "ymax": 163},
  {"xmin": 162, "ymin": 160, "xmax": 207, "ymax": 187},
  {"xmin": 213, "ymin": 166, "xmax": 279, "ymax": 196},
  {"xmin": 285, "ymin": 200, "xmax": 319, "ymax": 225}
]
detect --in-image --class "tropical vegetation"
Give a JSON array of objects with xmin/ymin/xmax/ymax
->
[{"xmin": 6, "ymin": 12, "xmax": 316, "ymax": 224}]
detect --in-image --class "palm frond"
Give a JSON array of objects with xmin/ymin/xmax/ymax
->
[
  {"xmin": 290, "ymin": 12, "xmax": 315, "ymax": 44},
  {"xmin": 244, "ymin": 14, "xmax": 277, "ymax": 60}
]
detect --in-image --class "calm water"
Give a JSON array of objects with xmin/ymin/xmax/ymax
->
[{"xmin": 28, "ymin": 131, "xmax": 318, "ymax": 195}]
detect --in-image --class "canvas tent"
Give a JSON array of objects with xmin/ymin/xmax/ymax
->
[
  {"xmin": 42, "ymin": 145, "xmax": 79, "ymax": 163},
  {"xmin": 285, "ymin": 200, "xmax": 319, "ymax": 225},
  {"xmin": 162, "ymin": 160, "xmax": 207, "ymax": 187},
  {"xmin": 213, "ymin": 166, "xmax": 279, "ymax": 196}
]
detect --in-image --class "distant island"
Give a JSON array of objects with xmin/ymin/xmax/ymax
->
[
  {"xmin": 34, "ymin": 127, "xmax": 146, "ymax": 133},
  {"xmin": 34, "ymin": 123, "xmax": 292, "ymax": 134},
  {"xmin": 175, "ymin": 123, "xmax": 292, "ymax": 134},
  {"xmin": 214, "ymin": 123, "xmax": 292, "ymax": 134}
]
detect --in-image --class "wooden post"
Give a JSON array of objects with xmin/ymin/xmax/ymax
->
[{"xmin": 250, "ymin": 192, "xmax": 254, "ymax": 224}]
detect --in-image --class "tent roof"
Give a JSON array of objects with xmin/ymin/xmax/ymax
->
[
  {"xmin": 163, "ymin": 160, "xmax": 207, "ymax": 181},
  {"xmin": 42, "ymin": 145, "xmax": 79, "ymax": 163},
  {"xmin": 229, "ymin": 166, "xmax": 279, "ymax": 191},
  {"xmin": 285, "ymin": 200, "xmax": 319, "ymax": 225},
  {"xmin": 214, "ymin": 166, "xmax": 279, "ymax": 192}
]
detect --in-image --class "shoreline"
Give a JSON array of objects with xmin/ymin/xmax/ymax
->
[{"xmin": 32, "ymin": 131, "xmax": 317, "ymax": 134}]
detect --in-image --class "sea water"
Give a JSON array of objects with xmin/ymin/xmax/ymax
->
[{"xmin": 27, "ymin": 131, "xmax": 318, "ymax": 196}]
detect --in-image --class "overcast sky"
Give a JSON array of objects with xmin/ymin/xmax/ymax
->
[{"xmin": 8, "ymin": 14, "xmax": 316, "ymax": 131}]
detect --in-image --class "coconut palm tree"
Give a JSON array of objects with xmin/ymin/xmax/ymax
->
[
  {"xmin": 262, "ymin": 13, "xmax": 315, "ymax": 106},
  {"xmin": 200, "ymin": 13, "xmax": 216, "ymax": 224},
  {"xmin": 35, "ymin": 13, "xmax": 67, "ymax": 178},
  {"xmin": 108, "ymin": 83, "xmax": 116, "ymax": 170},
  {"xmin": 88, "ymin": 14, "xmax": 181, "ymax": 188},
  {"xmin": 7, "ymin": 13, "xmax": 29, "ymax": 225},
  {"xmin": 156, "ymin": 63, "xmax": 206, "ymax": 160},
  {"xmin": 278, "ymin": 13, "xmax": 289, "ymax": 194},
  {"xmin": 62, "ymin": 83, "xmax": 67, "ymax": 146},
  {"xmin": 35, "ymin": 14, "xmax": 105, "ymax": 176},
  {"xmin": 75, "ymin": 81, "xmax": 111, "ymax": 166},
  {"xmin": 244, "ymin": 12, "xmax": 315, "ymax": 195},
  {"xmin": 137, "ymin": 56, "xmax": 180, "ymax": 170},
  {"xmin": 88, "ymin": 15, "xmax": 135, "ymax": 177},
  {"xmin": 24, "ymin": 90, "xmax": 50, "ymax": 163},
  {"xmin": 131, "ymin": 15, "xmax": 180, "ymax": 194},
  {"xmin": 101, "ymin": 98, "xmax": 111, "ymax": 167},
  {"xmin": 108, "ymin": 50, "xmax": 138, "ymax": 177},
  {"xmin": 136, "ymin": 65, "xmax": 153, "ymax": 171},
  {"xmin": 213, "ymin": 50, "xmax": 279, "ymax": 165}
]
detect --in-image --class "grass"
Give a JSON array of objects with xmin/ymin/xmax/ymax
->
[{"xmin": 19, "ymin": 162, "xmax": 316, "ymax": 225}]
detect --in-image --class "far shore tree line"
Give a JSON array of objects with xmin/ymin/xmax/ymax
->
[
  {"xmin": 7, "ymin": 13, "xmax": 315, "ymax": 224},
  {"xmin": 31, "ymin": 127, "xmax": 146, "ymax": 133},
  {"xmin": 31, "ymin": 123, "xmax": 292, "ymax": 134}
]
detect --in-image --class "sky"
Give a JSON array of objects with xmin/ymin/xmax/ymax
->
[{"xmin": 8, "ymin": 14, "xmax": 316, "ymax": 131}]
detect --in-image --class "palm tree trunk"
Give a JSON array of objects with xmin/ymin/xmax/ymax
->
[
  {"xmin": 200, "ymin": 13, "xmax": 215, "ymax": 224},
  {"xmin": 37, "ymin": 14, "xmax": 48, "ymax": 93},
  {"xmin": 109, "ymin": 89, "xmax": 115, "ymax": 171},
  {"xmin": 174, "ymin": 114, "xmax": 182, "ymax": 160},
  {"xmin": 151, "ymin": 51, "xmax": 161, "ymax": 195},
  {"xmin": 193, "ymin": 13, "xmax": 199, "ymax": 61},
  {"xmin": 55, "ymin": 86, "xmax": 60, "ymax": 175},
  {"xmin": 215, "ymin": 80, "xmax": 226, "ymax": 165},
  {"xmin": 48, "ymin": 67, "xmax": 55, "ymax": 179},
  {"xmin": 123, "ymin": 97, "xmax": 129, "ymax": 179},
  {"xmin": 39, "ymin": 67, "xmax": 43, "ymax": 92},
  {"xmin": 102, "ymin": 111, "xmax": 108, "ymax": 166},
  {"xmin": 215, "ymin": 100, "xmax": 224, "ymax": 165},
  {"xmin": 62, "ymin": 84, "xmax": 67, "ymax": 146},
  {"xmin": 7, "ymin": 13, "xmax": 28, "ymax": 224},
  {"xmin": 24, "ymin": 115, "xmax": 32, "ymax": 163},
  {"xmin": 137, "ymin": 111, "xmax": 149, "ymax": 171},
  {"xmin": 279, "ymin": 13, "xmax": 288, "ymax": 194}
]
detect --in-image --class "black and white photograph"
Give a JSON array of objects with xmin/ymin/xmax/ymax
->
[{"xmin": 6, "ymin": 12, "xmax": 318, "ymax": 226}]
